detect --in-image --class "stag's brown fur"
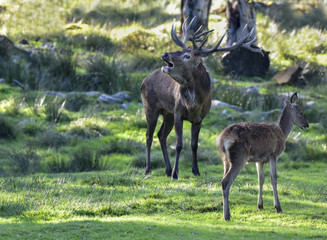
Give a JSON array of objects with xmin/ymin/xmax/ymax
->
[
  {"xmin": 141, "ymin": 51, "xmax": 211, "ymax": 179},
  {"xmin": 216, "ymin": 93, "xmax": 309, "ymax": 220},
  {"xmin": 141, "ymin": 18, "xmax": 260, "ymax": 180}
]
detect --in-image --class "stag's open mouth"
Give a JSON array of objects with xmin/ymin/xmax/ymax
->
[{"xmin": 161, "ymin": 59, "xmax": 174, "ymax": 73}]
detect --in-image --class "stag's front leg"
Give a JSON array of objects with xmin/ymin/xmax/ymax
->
[
  {"xmin": 172, "ymin": 116, "xmax": 183, "ymax": 180},
  {"xmin": 157, "ymin": 114, "xmax": 174, "ymax": 177},
  {"xmin": 269, "ymin": 158, "xmax": 282, "ymax": 213},
  {"xmin": 191, "ymin": 121, "xmax": 202, "ymax": 176}
]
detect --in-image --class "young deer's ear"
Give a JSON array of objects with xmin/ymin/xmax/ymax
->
[
  {"xmin": 282, "ymin": 97, "xmax": 290, "ymax": 106},
  {"xmin": 290, "ymin": 92, "xmax": 298, "ymax": 104}
]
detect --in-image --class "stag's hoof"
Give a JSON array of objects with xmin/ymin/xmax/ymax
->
[
  {"xmin": 165, "ymin": 169, "xmax": 172, "ymax": 177},
  {"xmin": 257, "ymin": 204, "xmax": 263, "ymax": 210},
  {"xmin": 223, "ymin": 215, "xmax": 231, "ymax": 221},
  {"xmin": 171, "ymin": 171, "xmax": 178, "ymax": 180},
  {"xmin": 145, "ymin": 169, "xmax": 151, "ymax": 175},
  {"xmin": 192, "ymin": 168, "xmax": 200, "ymax": 176}
]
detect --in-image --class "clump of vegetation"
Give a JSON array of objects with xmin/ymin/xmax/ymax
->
[
  {"xmin": 69, "ymin": 144, "xmax": 99, "ymax": 172},
  {"xmin": 0, "ymin": 145, "xmax": 40, "ymax": 175},
  {"xmin": 83, "ymin": 55, "xmax": 125, "ymax": 94},
  {"xmin": 0, "ymin": 114, "xmax": 17, "ymax": 139}
]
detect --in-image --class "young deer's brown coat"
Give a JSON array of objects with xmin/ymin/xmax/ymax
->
[{"xmin": 216, "ymin": 93, "xmax": 309, "ymax": 220}]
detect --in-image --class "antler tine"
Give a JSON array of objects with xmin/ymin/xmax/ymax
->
[
  {"xmin": 194, "ymin": 30, "xmax": 227, "ymax": 55},
  {"xmin": 171, "ymin": 21, "xmax": 186, "ymax": 49},
  {"xmin": 182, "ymin": 17, "xmax": 196, "ymax": 45},
  {"xmin": 241, "ymin": 36, "xmax": 264, "ymax": 55},
  {"xmin": 195, "ymin": 24, "xmax": 264, "ymax": 56}
]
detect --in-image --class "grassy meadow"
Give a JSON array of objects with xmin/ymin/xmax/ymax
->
[{"xmin": 0, "ymin": 0, "xmax": 326, "ymax": 239}]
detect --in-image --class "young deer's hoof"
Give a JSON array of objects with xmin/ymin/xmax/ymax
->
[{"xmin": 275, "ymin": 206, "xmax": 283, "ymax": 213}]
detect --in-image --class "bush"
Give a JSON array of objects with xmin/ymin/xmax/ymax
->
[
  {"xmin": 83, "ymin": 54, "xmax": 124, "ymax": 94},
  {"xmin": 44, "ymin": 97, "xmax": 67, "ymax": 123},
  {"xmin": 63, "ymin": 117, "xmax": 111, "ymax": 139},
  {"xmin": 0, "ymin": 115, "xmax": 17, "ymax": 139},
  {"xmin": 0, "ymin": 145, "xmax": 41, "ymax": 175},
  {"xmin": 37, "ymin": 129, "xmax": 69, "ymax": 149},
  {"xmin": 69, "ymin": 145, "xmax": 99, "ymax": 172}
]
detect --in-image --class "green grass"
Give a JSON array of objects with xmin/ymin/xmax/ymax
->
[
  {"xmin": 0, "ymin": 0, "xmax": 326, "ymax": 239},
  {"xmin": 0, "ymin": 163, "xmax": 326, "ymax": 239}
]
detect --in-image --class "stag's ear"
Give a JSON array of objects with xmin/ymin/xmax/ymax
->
[{"xmin": 290, "ymin": 92, "xmax": 298, "ymax": 104}]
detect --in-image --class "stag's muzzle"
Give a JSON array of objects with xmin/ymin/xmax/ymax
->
[{"xmin": 161, "ymin": 53, "xmax": 174, "ymax": 73}]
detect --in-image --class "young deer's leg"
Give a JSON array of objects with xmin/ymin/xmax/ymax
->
[
  {"xmin": 157, "ymin": 114, "xmax": 174, "ymax": 177},
  {"xmin": 191, "ymin": 121, "xmax": 202, "ymax": 176},
  {"xmin": 222, "ymin": 157, "xmax": 231, "ymax": 177},
  {"xmin": 221, "ymin": 147, "xmax": 246, "ymax": 221},
  {"xmin": 145, "ymin": 113, "xmax": 158, "ymax": 175},
  {"xmin": 256, "ymin": 162, "xmax": 265, "ymax": 210},
  {"xmin": 269, "ymin": 158, "xmax": 282, "ymax": 213},
  {"xmin": 172, "ymin": 115, "xmax": 183, "ymax": 180}
]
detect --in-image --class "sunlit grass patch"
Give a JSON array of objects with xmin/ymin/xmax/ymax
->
[{"xmin": 59, "ymin": 117, "xmax": 111, "ymax": 138}]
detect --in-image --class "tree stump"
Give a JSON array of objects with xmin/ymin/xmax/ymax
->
[
  {"xmin": 181, "ymin": 0, "xmax": 212, "ymax": 35},
  {"xmin": 222, "ymin": 0, "xmax": 270, "ymax": 77}
]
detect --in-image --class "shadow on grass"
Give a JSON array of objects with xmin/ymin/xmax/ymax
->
[{"xmin": 0, "ymin": 215, "xmax": 326, "ymax": 240}]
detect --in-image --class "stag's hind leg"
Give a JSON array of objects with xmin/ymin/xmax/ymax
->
[
  {"xmin": 191, "ymin": 122, "xmax": 202, "ymax": 176},
  {"xmin": 157, "ymin": 113, "xmax": 174, "ymax": 177},
  {"xmin": 145, "ymin": 112, "xmax": 159, "ymax": 175}
]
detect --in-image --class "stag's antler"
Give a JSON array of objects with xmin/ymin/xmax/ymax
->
[{"xmin": 171, "ymin": 17, "xmax": 263, "ymax": 56}]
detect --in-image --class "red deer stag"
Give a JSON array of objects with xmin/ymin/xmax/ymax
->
[
  {"xmin": 216, "ymin": 93, "xmax": 309, "ymax": 220},
  {"xmin": 141, "ymin": 17, "xmax": 261, "ymax": 180}
]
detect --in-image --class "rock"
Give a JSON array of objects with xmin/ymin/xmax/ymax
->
[
  {"xmin": 44, "ymin": 91, "xmax": 66, "ymax": 97},
  {"xmin": 97, "ymin": 94, "xmax": 123, "ymax": 104},
  {"xmin": 67, "ymin": 91, "xmax": 101, "ymax": 97},
  {"xmin": 111, "ymin": 91, "xmax": 130, "ymax": 101},
  {"xmin": 211, "ymin": 100, "xmax": 243, "ymax": 111},
  {"xmin": 121, "ymin": 103, "xmax": 132, "ymax": 109},
  {"xmin": 306, "ymin": 101, "xmax": 314, "ymax": 107},
  {"xmin": 245, "ymin": 85, "xmax": 259, "ymax": 95},
  {"xmin": 272, "ymin": 65, "xmax": 304, "ymax": 85},
  {"xmin": 0, "ymin": 78, "xmax": 5, "ymax": 84},
  {"xmin": 97, "ymin": 91, "xmax": 131, "ymax": 104}
]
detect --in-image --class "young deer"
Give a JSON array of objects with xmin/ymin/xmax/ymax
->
[
  {"xmin": 141, "ymin": 17, "xmax": 261, "ymax": 180},
  {"xmin": 216, "ymin": 93, "xmax": 309, "ymax": 220}
]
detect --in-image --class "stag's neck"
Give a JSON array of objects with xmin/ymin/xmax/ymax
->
[
  {"xmin": 179, "ymin": 64, "xmax": 211, "ymax": 108},
  {"xmin": 278, "ymin": 105, "xmax": 293, "ymax": 139}
]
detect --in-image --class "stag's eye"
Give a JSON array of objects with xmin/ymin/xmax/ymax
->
[{"xmin": 183, "ymin": 54, "xmax": 191, "ymax": 60}]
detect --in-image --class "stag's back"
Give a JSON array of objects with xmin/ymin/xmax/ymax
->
[{"xmin": 216, "ymin": 122, "xmax": 285, "ymax": 163}]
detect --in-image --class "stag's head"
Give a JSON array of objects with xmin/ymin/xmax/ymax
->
[{"xmin": 161, "ymin": 17, "xmax": 262, "ymax": 87}]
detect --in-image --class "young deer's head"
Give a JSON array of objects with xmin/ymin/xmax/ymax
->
[
  {"xmin": 161, "ymin": 17, "xmax": 262, "ymax": 87},
  {"xmin": 283, "ymin": 92, "xmax": 309, "ymax": 130}
]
